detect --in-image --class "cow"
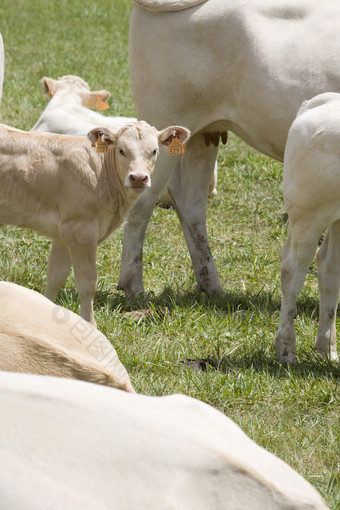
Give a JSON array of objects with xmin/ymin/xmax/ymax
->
[
  {"xmin": 31, "ymin": 74, "xmax": 217, "ymax": 205},
  {"xmin": 0, "ymin": 371, "xmax": 329, "ymax": 509},
  {"xmin": 0, "ymin": 121, "xmax": 190, "ymax": 325},
  {"xmin": 31, "ymin": 74, "xmax": 136, "ymax": 135},
  {"xmin": 275, "ymin": 93, "xmax": 340, "ymax": 364},
  {"xmin": 0, "ymin": 282, "xmax": 134, "ymax": 391},
  {"xmin": 118, "ymin": 0, "xmax": 340, "ymax": 300}
]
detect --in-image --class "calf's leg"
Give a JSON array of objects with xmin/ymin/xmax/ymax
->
[
  {"xmin": 275, "ymin": 218, "xmax": 323, "ymax": 364},
  {"xmin": 64, "ymin": 224, "xmax": 99, "ymax": 326},
  {"xmin": 45, "ymin": 239, "xmax": 71, "ymax": 302},
  {"xmin": 315, "ymin": 221, "xmax": 340, "ymax": 360}
]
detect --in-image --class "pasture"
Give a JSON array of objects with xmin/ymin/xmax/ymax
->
[{"xmin": 0, "ymin": 0, "xmax": 339, "ymax": 507}]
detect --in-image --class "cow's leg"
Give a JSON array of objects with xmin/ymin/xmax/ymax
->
[
  {"xmin": 275, "ymin": 218, "xmax": 322, "ymax": 364},
  {"xmin": 167, "ymin": 133, "xmax": 222, "ymax": 295},
  {"xmin": 315, "ymin": 222, "xmax": 340, "ymax": 360},
  {"xmin": 118, "ymin": 150, "xmax": 177, "ymax": 298},
  {"xmin": 65, "ymin": 225, "xmax": 99, "ymax": 326},
  {"xmin": 45, "ymin": 239, "xmax": 71, "ymax": 302}
]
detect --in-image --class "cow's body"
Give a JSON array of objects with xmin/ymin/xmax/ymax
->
[
  {"xmin": 119, "ymin": 0, "xmax": 340, "ymax": 298},
  {"xmin": 31, "ymin": 75, "xmax": 136, "ymax": 136},
  {"xmin": 0, "ymin": 372, "xmax": 329, "ymax": 509},
  {"xmin": 276, "ymin": 93, "xmax": 340, "ymax": 364},
  {"xmin": 0, "ymin": 282, "xmax": 134, "ymax": 391},
  {"xmin": 0, "ymin": 121, "xmax": 189, "ymax": 324}
]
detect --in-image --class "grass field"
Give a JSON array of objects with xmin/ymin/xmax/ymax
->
[{"xmin": 0, "ymin": 1, "xmax": 339, "ymax": 507}]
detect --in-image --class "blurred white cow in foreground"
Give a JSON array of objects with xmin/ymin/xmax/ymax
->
[
  {"xmin": 276, "ymin": 93, "xmax": 340, "ymax": 364},
  {"xmin": 31, "ymin": 75, "xmax": 136, "ymax": 135},
  {"xmin": 0, "ymin": 372, "xmax": 329, "ymax": 510},
  {"xmin": 0, "ymin": 121, "xmax": 189, "ymax": 325},
  {"xmin": 0, "ymin": 282, "xmax": 134, "ymax": 392},
  {"xmin": 120, "ymin": 0, "xmax": 340, "ymax": 300}
]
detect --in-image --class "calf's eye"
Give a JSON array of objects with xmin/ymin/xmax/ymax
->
[
  {"xmin": 153, "ymin": 149, "xmax": 158, "ymax": 156},
  {"xmin": 119, "ymin": 149, "xmax": 126, "ymax": 157}
]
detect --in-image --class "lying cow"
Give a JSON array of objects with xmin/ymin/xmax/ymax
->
[
  {"xmin": 119, "ymin": 0, "xmax": 340, "ymax": 299},
  {"xmin": 275, "ymin": 93, "xmax": 340, "ymax": 364},
  {"xmin": 31, "ymin": 74, "xmax": 217, "ymax": 205},
  {"xmin": 0, "ymin": 282, "xmax": 134, "ymax": 391},
  {"xmin": 0, "ymin": 372, "xmax": 329, "ymax": 510},
  {"xmin": 0, "ymin": 121, "xmax": 189, "ymax": 325},
  {"xmin": 31, "ymin": 74, "xmax": 136, "ymax": 135}
]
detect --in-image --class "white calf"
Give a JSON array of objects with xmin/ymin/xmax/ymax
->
[
  {"xmin": 31, "ymin": 74, "xmax": 216, "ymax": 206},
  {"xmin": 0, "ymin": 372, "xmax": 329, "ymax": 510},
  {"xmin": 31, "ymin": 75, "xmax": 136, "ymax": 135},
  {"xmin": 275, "ymin": 93, "xmax": 340, "ymax": 364},
  {"xmin": 0, "ymin": 282, "xmax": 134, "ymax": 392},
  {"xmin": 0, "ymin": 121, "xmax": 189, "ymax": 325}
]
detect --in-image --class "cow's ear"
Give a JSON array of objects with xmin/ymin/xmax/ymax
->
[
  {"xmin": 158, "ymin": 126, "xmax": 191, "ymax": 146},
  {"xmin": 41, "ymin": 77, "xmax": 56, "ymax": 98},
  {"xmin": 87, "ymin": 127, "xmax": 116, "ymax": 146},
  {"xmin": 83, "ymin": 90, "xmax": 111, "ymax": 109}
]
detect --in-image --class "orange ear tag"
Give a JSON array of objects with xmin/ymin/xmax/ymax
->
[
  {"xmin": 168, "ymin": 135, "xmax": 185, "ymax": 156},
  {"xmin": 95, "ymin": 133, "xmax": 109, "ymax": 153},
  {"xmin": 48, "ymin": 86, "xmax": 56, "ymax": 99},
  {"xmin": 94, "ymin": 96, "xmax": 109, "ymax": 111}
]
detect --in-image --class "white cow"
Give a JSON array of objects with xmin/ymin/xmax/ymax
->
[
  {"xmin": 31, "ymin": 75, "xmax": 136, "ymax": 135},
  {"xmin": 275, "ymin": 93, "xmax": 340, "ymax": 364},
  {"xmin": 119, "ymin": 0, "xmax": 340, "ymax": 299},
  {"xmin": 0, "ymin": 372, "xmax": 329, "ymax": 510},
  {"xmin": 0, "ymin": 121, "xmax": 189, "ymax": 325},
  {"xmin": 0, "ymin": 33, "xmax": 4, "ymax": 107},
  {"xmin": 0, "ymin": 282, "xmax": 134, "ymax": 392}
]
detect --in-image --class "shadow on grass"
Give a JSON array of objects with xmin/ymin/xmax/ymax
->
[
  {"xmin": 94, "ymin": 283, "xmax": 321, "ymax": 321},
  {"xmin": 182, "ymin": 348, "xmax": 340, "ymax": 380}
]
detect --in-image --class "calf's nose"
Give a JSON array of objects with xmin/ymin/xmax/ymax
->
[{"xmin": 129, "ymin": 172, "xmax": 149, "ymax": 186}]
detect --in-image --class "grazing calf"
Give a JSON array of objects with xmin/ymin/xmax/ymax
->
[
  {"xmin": 275, "ymin": 93, "xmax": 340, "ymax": 364},
  {"xmin": 0, "ymin": 121, "xmax": 190, "ymax": 325},
  {"xmin": 0, "ymin": 282, "xmax": 134, "ymax": 392},
  {"xmin": 31, "ymin": 75, "xmax": 136, "ymax": 135},
  {"xmin": 0, "ymin": 372, "xmax": 329, "ymax": 510}
]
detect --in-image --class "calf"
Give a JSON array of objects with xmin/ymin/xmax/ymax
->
[
  {"xmin": 0, "ymin": 121, "xmax": 190, "ymax": 325},
  {"xmin": 0, "ymin": 282, "xmax": 134, "ymax": 392},
  {"xmin": 0, "ymin": 33, "xmax": 3, "ymax": 107},
  {"xmin": 275, "ymin": 93, "xmax": 340, "ymax": 364},
  {"xmin": 0, "ymin": 372, "xmax": 329, "ymax": 510},
  {"xmin": 31, "ymin": 74, "xmax": 217, "ymax": 205},
  {"xmin": 31, "ymin": 74, "xmax": 136, "ymax": 135}
]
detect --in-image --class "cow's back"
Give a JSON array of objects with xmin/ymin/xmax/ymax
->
[
  {"xmin": 130, "ymin": 0, "xmax": 340, "ymax": 161},
  {"xmin": 0, "ymin": 372, "xmax": 329, "ymax": 510}
]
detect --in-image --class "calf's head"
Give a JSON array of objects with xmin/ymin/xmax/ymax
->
[
  {"xmin": 42, "ymin": 75, "xmax": 110, "ymax": 108},
  {"xmin": 88, "ymin": 121, "xmax": 190, "ymax": 193}
]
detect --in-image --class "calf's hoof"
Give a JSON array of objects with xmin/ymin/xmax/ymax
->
[{"xmin": 117, "ymin": 281, "xmax": 147, "ymax": 300}]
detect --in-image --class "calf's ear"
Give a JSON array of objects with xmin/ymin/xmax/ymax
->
[
  {"xmin": 41, "ymin": 77, "xmax": 57, "ymax": 98},
  {"xmin": 87, "ymin": 127, "xmax": 116, "ymax": 146},
  {"xmin": 158, "ymin": 126, "xmax": 191, "ymax": 146},
  {"xmin": 84, "ymin": 90, "xmax": 111, "ymax": 109}
]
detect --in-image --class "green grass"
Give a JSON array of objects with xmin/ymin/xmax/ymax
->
[{"xmin": 1, "ymin": 1, "xmax": 339, "ymax": 507}]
